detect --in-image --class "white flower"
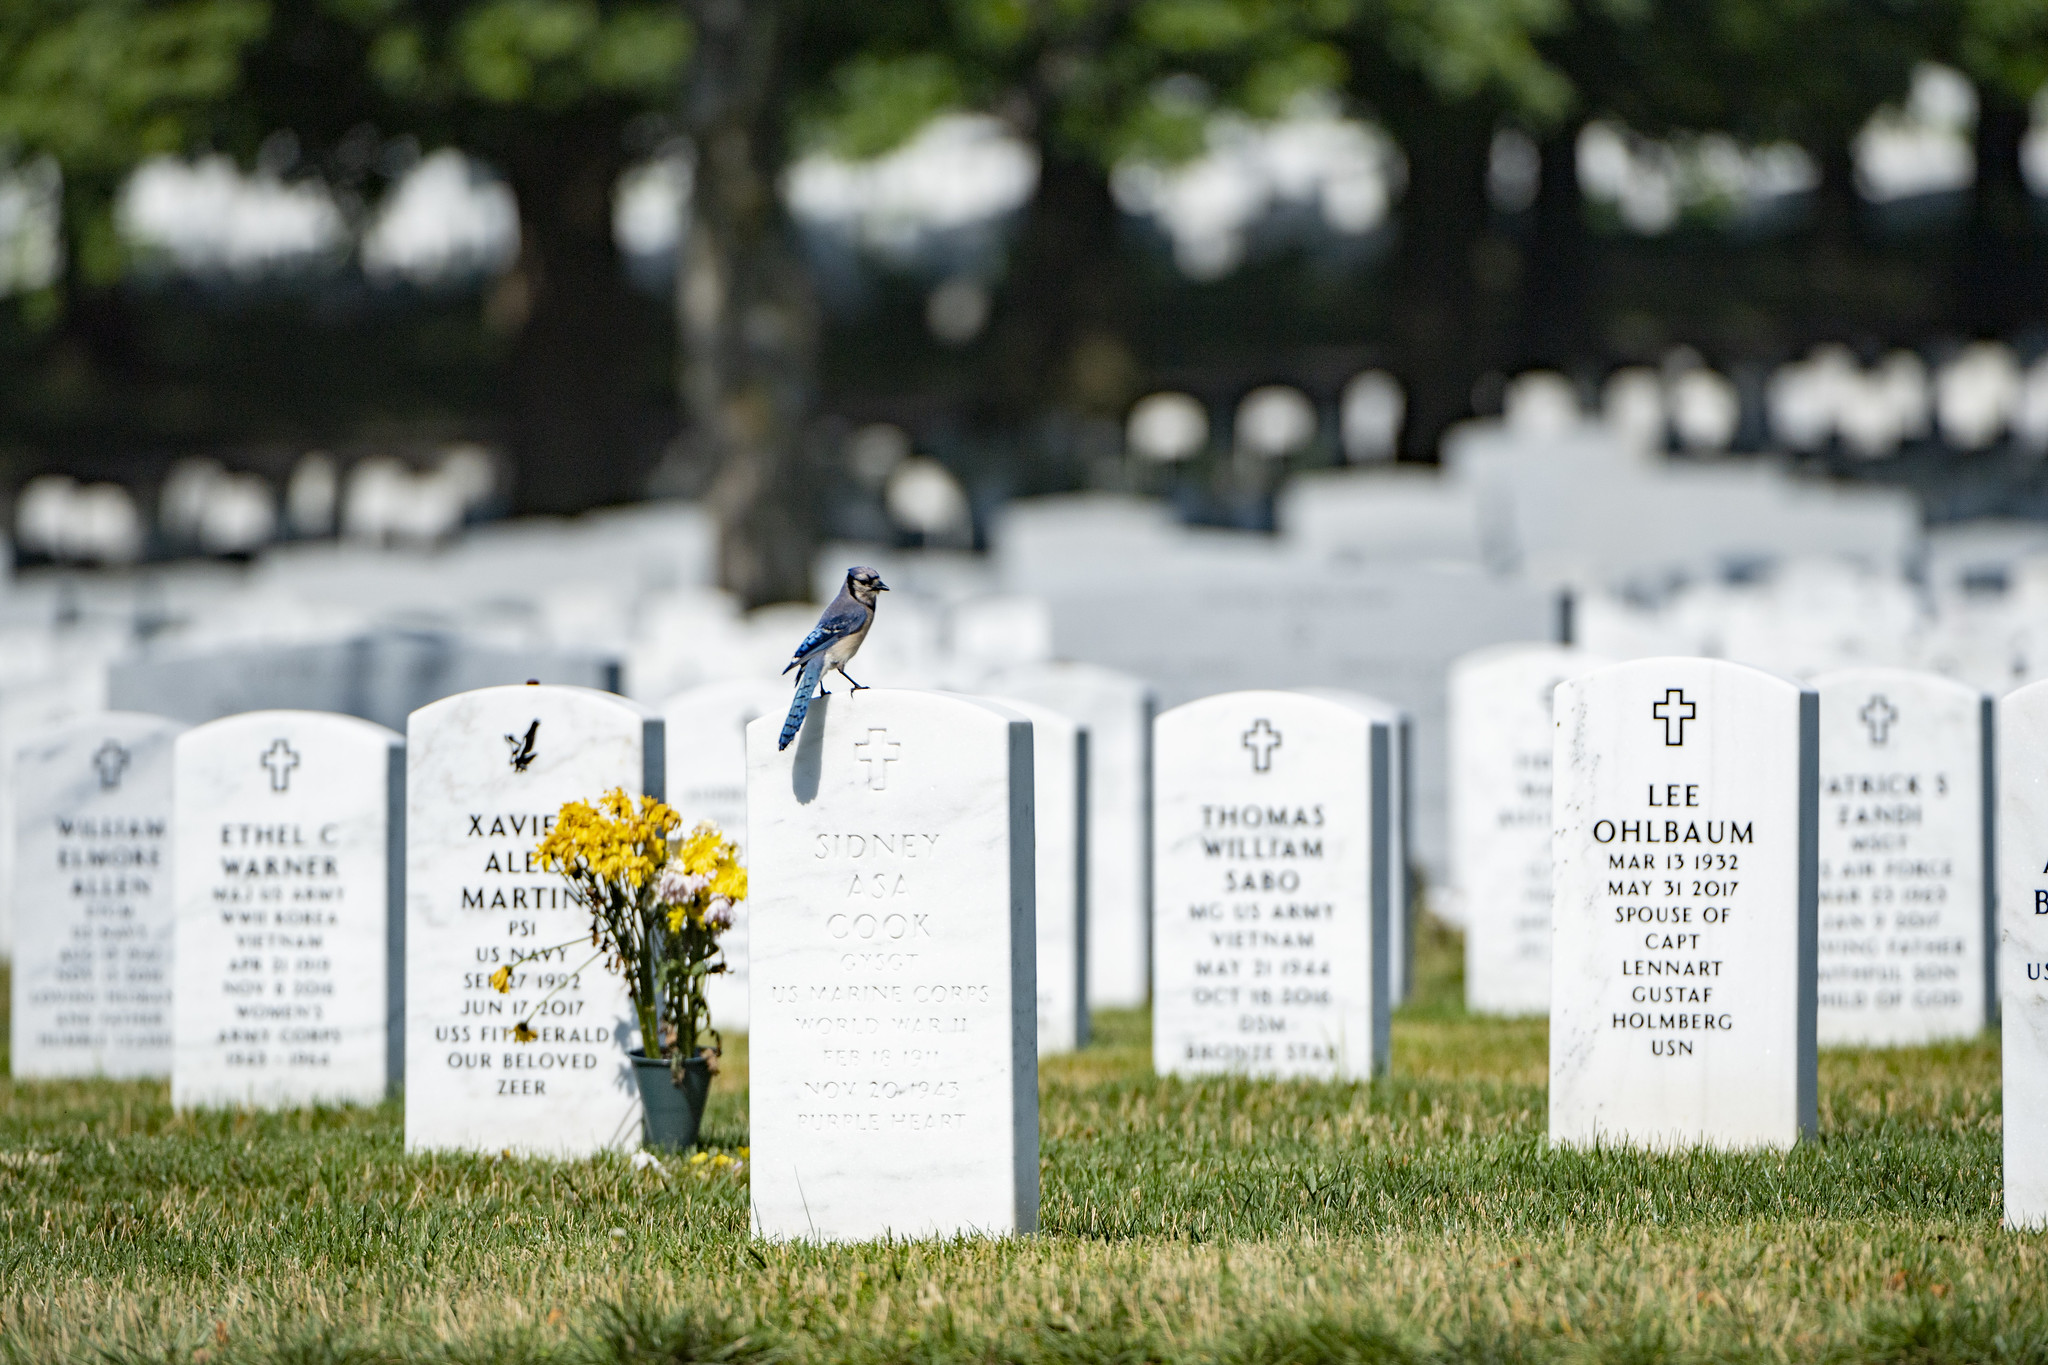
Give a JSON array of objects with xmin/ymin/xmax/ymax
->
[
  {"xmin": 655, "ymin": 864, "xmax": 709, "ymax": 905},
  {"xmin": 706, "ymin": 896, "xmax": 734, "ymax": 931}
]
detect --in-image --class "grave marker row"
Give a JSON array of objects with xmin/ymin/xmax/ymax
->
[
  {"xmin": 1450, "ymin": 649, "xmax": 1996, "ymax": 1052},
  {"xmin": 15, "ymin": 680, "xmax": 1062, "ymax": 1234},
  {"xmin": 20, "ymin": 660, "xmax": 2046, "ymax": 1234}
]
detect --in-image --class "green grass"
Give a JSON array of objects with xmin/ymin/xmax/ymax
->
[{"xmin": 0, "ymin": 920, "xmax": 2038, "ymax": 1365}]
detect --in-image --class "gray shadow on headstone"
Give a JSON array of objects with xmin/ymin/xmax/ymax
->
[
  {"xmin": 790, "ymin": 694, "xmax": 829, "ymax": 804},
  {"xmin": 109, "ymin": 628, "xmax": 620, "ymax": 730}
]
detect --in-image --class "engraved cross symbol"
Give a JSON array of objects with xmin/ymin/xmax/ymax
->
[
  {"xmin": 91, "ymin": 740, "xmax": 129, "ymax": 790},
  {"xmin": 261, "ymin": 738, "xmax": 300, "ymax": 792},
  {"xmin": 1651, "ymin": 689, "xmax": 1696, "ymax": 746},
  {"xmin": 1860, "ymin": 694, "xmax": 1898, "ymax": 745},
  {"xmin": 1243, "ymin": 718, "xmax": 1282, "ymax": 772},
  {"xmin": 853, "ymin": 728, "xmax": 901, "ymax": 790}
]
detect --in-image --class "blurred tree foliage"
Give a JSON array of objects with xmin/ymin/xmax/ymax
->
[
  {"xmin": 1950, "ymin": 0, "xmax": 2048, "ymax": 334},
  {"xmin": 795, "ymin": 0, "xmax": 1360, "ymax": 480},
  {"xmin": 0, "ymin": 0, "xmax": 693, "ymax": 516},
  {"xmin": 0, "ymin": 0, "xmax": 2045, "ymax": 576},
  {"xmin": 1343, "ymin": 0, "xmax": 1574, "ymax": 456},
  {"xmin": 673, "ymin": 0, "xmax": 819, "ymax": 606},
  {"xmin": 262, "ymin": 0, "xmax": 695, "ymax": 515},
  {"xmin": 0, "ymin": 0, "xmax": 270, "ymax": 455},
  {"xmin": 0, "ymin": 0, "xmax": 267, "ymax": 286}
]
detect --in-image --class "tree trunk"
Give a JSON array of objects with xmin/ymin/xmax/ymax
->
[
  {"xmin": 1962, "ymin": 90, "xmax": 2035, "ymax": 338},
  {"xmin": 1520, "ymin": 123, "xmax": 1591, "ymax": 372},
  {"xmin": 1387, "ymin": 107, "xmax": 1498, "ymax": 460},
  {"xmin": 1808, "ymin": 134, "xmax": 1861, "ymax": 254},
  {"xmin": 982, "ymin": 149, "xmax": 1127, "ymax": 436},
  {"xmin": 38, "ymin": 179, "xmax": 144, "ymax": 442},
  {"xmin": 679, "ymin": 0, "xmax": 818, "ymax": 609},
  {"xmin": 501, "ymin": 121, "xmax": 652, "ymax": 516}
]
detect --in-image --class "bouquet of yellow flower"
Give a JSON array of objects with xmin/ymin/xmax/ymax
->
[
  {"xmin": 649, "ymin": 819, "xmax": 748, "ymax": 1066},
  {"xmin": 513, "ymin": 788, "xmax": 746, "ymax": 1085}
]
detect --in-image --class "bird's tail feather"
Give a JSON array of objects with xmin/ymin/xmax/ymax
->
[{"xmin": 779, "ymin": 657, "xmax": 824, "ymax": 751}]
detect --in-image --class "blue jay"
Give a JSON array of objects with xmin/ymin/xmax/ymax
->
[{"xmin": 778, "ymin": 566, "xmax": 888, "ymax": 750}]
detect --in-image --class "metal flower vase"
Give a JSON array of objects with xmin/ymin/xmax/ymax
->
[{"xmin": 630, "ymin": 1051, "xmax": 713, "ymax": 1151}]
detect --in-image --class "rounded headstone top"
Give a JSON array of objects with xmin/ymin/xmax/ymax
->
[
  {"xmin": 407, "ymin": 682, "xmax": 655, "ymax": 730},
  {"xmin": 177, "ymin": 708, "xmax": 404, "ymax": 748},
  {"xmin": 1567, "ymin": 654, "xmax": 1809, "ymax": 699},
  {"xmin": 1807, "ymin": 665, "xmax": 1985, "ymax": 703},
  {"xmin": 1159, "ymin": 688, "xmax": 1380, "ymax": 726}
]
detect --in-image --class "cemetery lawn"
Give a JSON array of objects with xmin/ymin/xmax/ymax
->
[{"xmin": 0, "ymin": 921, "xmax": 2032, "ymax": 1365}]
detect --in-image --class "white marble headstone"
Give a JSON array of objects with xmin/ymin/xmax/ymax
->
[
  {"xmin": 1447, "ymin": 644, "xmax": 1611, "ymax": 1016},
  {"xmin": 1812, "ymin": 668, "xmax": 1990, "ymax": 1047},
  {"xmin": 1152, "ymin": 691, "xmax": 1387, "ymax": 1080},
  {"xmin": 986, "ymin": 662, "xmax": 1153, "ymax": 1011},
  {"xmin": 978, "ymin": 695, "xmax": 1085, "ymax": 1054},
  {"xmin": 0, "ymin": 663, "xmax": 115, "ymax": 956},
  {"xmin": 661, "ymin": 677, "xmax": 789, "ymax": 1035},
  {"xmin": 11, "ymin": 712, "xmax": 183, "ymax": 1078},
  {"xmin": 171, "ymin": 711, "xmax": 403, "ymax": 1109},
  {"xmin": 1551, "ymin": 658, "xmax": 1817, "ymax": 1150},
  {"xmin": 405, "ymin": 684, "xmax": 660, "ymax": 1155},
  {"xmin": 1299, "ymin": 689, "xmax": 1411, "ymax": 1003},
  {"xmin": 1998, "ymin": 679, "xmax": 2048, "ymax": 1226},
  {"xmin": 747, "ymin": 689, "xmax": 1038, "ymax": 1241}
]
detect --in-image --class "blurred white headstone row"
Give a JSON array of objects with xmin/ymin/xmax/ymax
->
[
  {"xmin": 5, "ymin": 420, "xmax": 2048, "ymax": 962},
  {"xmin": 12, "ymin": 446, "xmax": 506, "ymax": 566},
  {"xmin": 1128, "ymin": 373, "xmax": 1404, "ymax": 466},
  {"xmin": 17, "ymin": 339, "xmax": 2041, "ymax": 567},
  {"xmin": 1500, "ymin": 342, "xmax": 2048, "ymax": 462},
  {"xmin": 8, "ymin": 413, "xmax": 2048, "ymax": 942},
  {"xmin": 1114, "ymin": 336, "xmax": 2048, "ymax": 482}
]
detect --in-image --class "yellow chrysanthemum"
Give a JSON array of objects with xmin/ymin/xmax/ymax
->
[
  {"xmin": 711, "ymin": 865, "xmax": 748, "ymax": 902},
  {"xmin": 489, "ymin": 965, "xmax": 512, "ymax": 993},
  {"xmin": 534, "ymin": 790, "xmax": 678, "ymax": 890},
  {"xmin": 678, "ymin": 824, "xmax": 724, "ymax": 877}
]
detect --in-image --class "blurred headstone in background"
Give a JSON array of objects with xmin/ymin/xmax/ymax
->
[
  {"xmin": 1338, "ymin": 371, "xmax": 1403, "ymax": 464},
  {"xmin": 1234, "ymin": 386, "xmax": 1318, "ymax": 461},
  {"xmin": 1601, "ymin": 369, "xmax": 1666, "ymax": 454},
  {"xmin": 285, "ymin": 454, "xmax": 339, "ymax": 538},
  {"xmin": 1127, "ymin": 393, "xmax": 1210, "ymax": 465},
  {"xmin": 11, "ymin": 711, "xmax": 183, "ymax": 1079},
  {"xmin": 15, "ymin": 477, "xmax": 145, "ymax": 566},
  {"xmin": 886, "ymin": 457, "xmax": 974, "ymax": 548},
  {"xmin": 107, "ymin": 631, "xmax": 621, "ymax": 733},
  {"xmin": 1503, "ymin": 372, "xmax": 1581, "ymax": 436},
  {"xmin": 1934, "ymin": 343, "xmax": 2022, "ymax": 451}
]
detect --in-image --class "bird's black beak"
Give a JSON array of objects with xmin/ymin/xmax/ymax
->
[{"xmin": 877, "ymin": 581, "xmax": 890, "ymax": 591}]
